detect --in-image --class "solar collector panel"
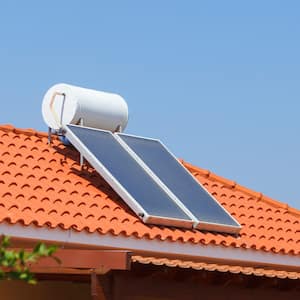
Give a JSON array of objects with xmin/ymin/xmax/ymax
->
[
  {"xmin": 117, "ymin": 133, "xmax": 241, "ymax": 234},
  {"xmin": 65, "ymin": 125, "xmax": 193, "ymax": 228}
]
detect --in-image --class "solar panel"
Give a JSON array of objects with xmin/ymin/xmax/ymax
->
[
  {"xmin": 116, "ymin": 133, "xmax": 241, "ymax": 234},
  {"xmin": 65, "ymin": 124, "xmax": 194, "ymax": 228}
]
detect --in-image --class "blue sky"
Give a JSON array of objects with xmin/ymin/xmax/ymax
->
[{"xmin": 1, "ymin": 1, "xmax": 300, "ymax": 209}]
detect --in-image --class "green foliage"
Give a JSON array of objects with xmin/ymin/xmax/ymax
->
[{"xmin": 0, "ymin": 236, "xmax": 58, "ymax": 284}]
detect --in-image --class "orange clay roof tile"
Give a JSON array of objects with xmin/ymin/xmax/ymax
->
[
  {"xmin": 0, "ymin": 125, "xmax": 299, "ymax": 255},
  {"xmin": 132, "ymin": 256, "xmax": 300, "ymax": 280}
]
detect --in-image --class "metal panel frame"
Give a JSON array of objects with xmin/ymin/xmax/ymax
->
[
  {"xmin": 64, "ymin": 124, "xmax": 194, "ymax": 229},
  {"xmin": 117, "ymin": 132, "xmax": 242, "ymax": 234},
  {"xmin": 114, "ymin": 134, "xmax": 199, "ymax": 224}
]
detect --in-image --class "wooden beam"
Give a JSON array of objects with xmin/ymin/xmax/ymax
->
[
  {"xmin": 91, "ymin": 272, "xmax": 107, "ymax": 300},
  {"xmin": 29, "ymin": 249, "xmax": 131, "ymax": 274},
  {"xmin": 31, "ymin": 267, "xmax": 94, "ymax": 275}
]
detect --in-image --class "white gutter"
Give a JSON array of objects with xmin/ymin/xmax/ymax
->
[{"xmin": 1, "ymin": 223, "xmax": 299, "ymax": 269}]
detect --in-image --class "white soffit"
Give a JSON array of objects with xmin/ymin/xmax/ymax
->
[{"xmin": 0, "ymin": 223, "xmax": 299, "ymax": 269}]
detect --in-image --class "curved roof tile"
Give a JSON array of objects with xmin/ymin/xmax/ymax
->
[{"xmin": 0, "ymin": 125, "xmax": 299, "ymax": 255}]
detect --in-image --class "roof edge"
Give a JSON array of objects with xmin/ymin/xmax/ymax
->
[
  {"xmin": 132, "ymin": 256, "xmax": 300, "ymax": 280},
  {"xmin": 181, "ymin": 160, "xmax": 300, "ymax": 217},
  {"xmin": 0, "ymin": 124, "xmax": 50, "ymax": 139},
  {"xmin": 1, "ymin": 223, "xmax": 300, "ymax": 270}
]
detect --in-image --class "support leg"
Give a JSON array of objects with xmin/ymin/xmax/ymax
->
[{"xmin": 91, "ymin": 272, "xmax": 107, "ymax": 300}]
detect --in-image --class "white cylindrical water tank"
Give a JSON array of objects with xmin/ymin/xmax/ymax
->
[{"xmin": 42, "ymin": 83, "xmax": 128, "ymax": 132}]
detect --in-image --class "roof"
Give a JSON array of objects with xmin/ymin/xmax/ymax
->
[
  {"xmin": 0, "ymin": 125, "xmax": 299, "ymax": 265},
  {"xmin": 132, "ymin": 256, "xmax": 300, "ymax": 280}
]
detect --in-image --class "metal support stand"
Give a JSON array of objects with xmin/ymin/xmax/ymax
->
[
  {"xmin": 114, "ymin": 124, "xmax": 122, "ymax": 133},
  {"xmin": 79, "ymin": 118, "xmax": 84, "ymax": 167},
  {"xmin": 48, "ymin": 127, "xmax": 52, "ymax": 145}
]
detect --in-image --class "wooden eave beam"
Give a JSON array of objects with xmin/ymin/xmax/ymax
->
[{"xmin": 28, "ymin": 249, "xmax": 131, "ymax": 274}]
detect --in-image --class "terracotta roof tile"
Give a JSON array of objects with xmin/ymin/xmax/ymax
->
[
  {"xmin": 0, "ymin": 125, "xmax": 299, "ymax": 255},
  {"xmin": 132, "ymin": 256, "xmax": 300, "ymax": 280}
]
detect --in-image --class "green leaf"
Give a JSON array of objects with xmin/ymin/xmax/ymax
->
[
  {"xmin": 1, "ymin": 236, "xmax": 10, "ymax": 248},
  {"xmin": 27, "ymin": 278, "xmax": 37, "ymax": 285},
  {"xmin": 33, "ymin": 242, "xmax": 42, "ymax": 254},
  {"xmin": 46, "ymin": 245, "xmax": 58, "ymax": 256},
  {"xmin": 19, "ymin": 273, "xmax": 28, "ymax": 280},
  {"xmin": 0, "ymin": 236, "xmax": 58, "ymax": 284},
  {"xmin": 18, "ymin": 249, "xmax": 25, "ymax": 264}
]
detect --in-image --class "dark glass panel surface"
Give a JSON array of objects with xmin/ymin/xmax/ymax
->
[
  {"xmin": 119, "ymin": 134, "xmax": 239, "ymax": 227},
  {"xmin": 67, "ymin": 125, "xmax": 190, "ymax": 221}
]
